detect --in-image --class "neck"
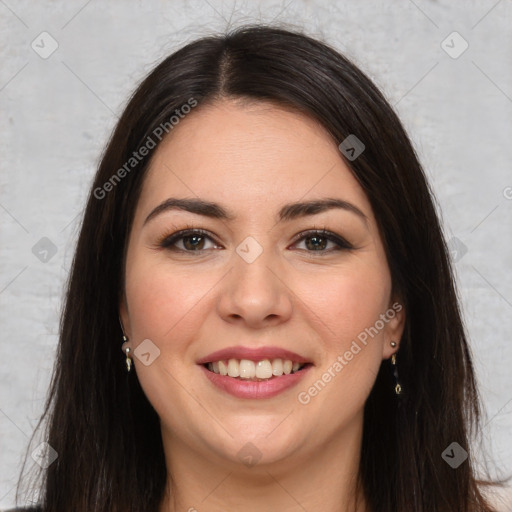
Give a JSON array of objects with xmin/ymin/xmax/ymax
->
[{"xmin": 159, "ymin": 411, "xmax": 369, "ymax": 512}]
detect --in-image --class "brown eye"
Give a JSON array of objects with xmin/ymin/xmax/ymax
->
[
  {"xmin": 304, "ymin": 234, "xmax": 329, "ymax": 251},
  {"xmin": 292, "ymin": 230, "xmax": 353, "ymax": 253},
  {"xmin": 160, "ymin": 229, "xmax": 219, "ymax": 253}
]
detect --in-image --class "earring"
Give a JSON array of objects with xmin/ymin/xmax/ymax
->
[
  {"xmin": 390, "ymin": 341, "xmax": 402, "ymax": 395},
  {"xmin": 123, "ymin": 335, "xmax": 132, "ymax": 373}
]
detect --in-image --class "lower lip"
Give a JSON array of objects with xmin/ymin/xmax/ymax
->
[{"xmin": 199, "ymin": 364, "xmax": 313, "ymax": 399}]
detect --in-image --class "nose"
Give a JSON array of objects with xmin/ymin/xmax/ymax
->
[{"xmin": 216, "ymin": 243, "xmax": 293, "ymax": 329}]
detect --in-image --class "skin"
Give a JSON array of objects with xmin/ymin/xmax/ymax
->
[{"xmin": 120, "ymin": 99, "xmax": 405, "ymax": 512}]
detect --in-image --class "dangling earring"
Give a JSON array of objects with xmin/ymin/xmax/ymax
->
[
  {"xmin": 123, "ymin": 335, "xmax": 132, "ymax": 373},
  {"xmin": 390, "ymin": 341, "xmax": 402, "ymax": 395}
]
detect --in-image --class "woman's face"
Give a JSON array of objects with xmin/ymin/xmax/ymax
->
[{"xmin": 120, "ymin": 99, "xmax": 405, "ymax": 469}]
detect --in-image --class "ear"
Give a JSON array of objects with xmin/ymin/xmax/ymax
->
[
  {"xmin": 382, "ymin": 298, "xmax": 405, "ymax": 359},
  {"xmin": 119, "ymin": 290, "xmax": 131, "ymax": 339}
]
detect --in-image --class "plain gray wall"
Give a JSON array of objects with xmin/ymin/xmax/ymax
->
[{"xmin": 1, "ymin": 0, "xmax": 511, "ymax": 509}]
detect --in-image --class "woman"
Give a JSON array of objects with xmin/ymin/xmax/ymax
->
[{"xmin": 11, "ymin": 24, "xmax": 504, "ymax": 511}]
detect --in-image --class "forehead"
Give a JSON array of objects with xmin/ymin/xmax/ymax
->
[{"xmin": 137, "ymin": 99, "xmax": 372, "ymax": 222}]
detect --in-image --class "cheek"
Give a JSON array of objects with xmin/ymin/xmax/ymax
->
[
  {"xmin": 299, "ymin": 263, "xmax": 391, "ymax": 341},
  {"xmin": 123, "ymin": 257, "xmax": 214, "ymax": 416},
  {"xmin": 294, "ymin": 260, "xmax": 391, "ymax": 396},
  {"xmin": 124, "ymin": 256, "xmax": 212, "ymax": 342}
]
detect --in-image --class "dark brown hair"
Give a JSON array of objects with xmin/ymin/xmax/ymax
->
[{"xmin": 15, "ymin": 24, "xmax": 504, "ymax": 512}]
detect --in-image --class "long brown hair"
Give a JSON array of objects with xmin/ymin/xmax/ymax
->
[{"xmin": 15, "ymin": 24, "xmax": 504, "ymax": 511}]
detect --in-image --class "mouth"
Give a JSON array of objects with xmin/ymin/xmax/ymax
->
[{"xmin": 202, "ymin": 358, "xmax": 314, "ymax": 382}]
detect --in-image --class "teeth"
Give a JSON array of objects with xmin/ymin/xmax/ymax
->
[
  {"xmin": 227, "ymin": 359, "xmax": 240, "ymax": 377},
  {"xmin": 255, "ymin": 360, "xmax": 273, "ymax": 379},
  {"xmin": 218, "ymin": 360, "xmax": 228, "ymax": 376},
  {"xmin": 207, "ymin": 358, "xmax": 306, "ymax": 379},
  {"xmin": 239, "ymin": 359, "xmax": 255, "ymax": 378},
  {"xmin": 272, "ymin": 358, "xmax": 283, "ymax": 375}
]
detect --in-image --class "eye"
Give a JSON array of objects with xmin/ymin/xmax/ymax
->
[
  {"xmin": 291, "ymin": 229, "xmax": 353, "ymax": 253},
  {"xmin": 158, "ymin": 227, "xmax": 353, "ymax": 255},
  {"xmin": 159, "ymin": 228, "xmax": 220, "ymax": 253}
]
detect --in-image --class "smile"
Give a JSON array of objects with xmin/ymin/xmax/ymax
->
[
  {"xmin": 199, "ymin": 360, "xmax": 313, "ymax": 399},
  {"xmin": 204, "ymin": 358, "xmax": 311, "ymax": 381}
]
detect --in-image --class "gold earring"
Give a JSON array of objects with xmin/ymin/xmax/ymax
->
[
  {"xmin": 390, "ymin": 342, "xmax": 402, "ymax": 395},
  {"xmin": 123, "ymin": 335, "xmax": 132, "ymax": 373}
]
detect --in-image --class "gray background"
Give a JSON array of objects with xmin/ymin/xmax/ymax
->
[{"xmin": 1, "ymin": 0, "xmax": 511, "ymax": 509}]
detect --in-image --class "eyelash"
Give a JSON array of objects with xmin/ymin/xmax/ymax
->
[{"xmin": 157, "ymin": 224, "xmax": 354, "ymax": 255}]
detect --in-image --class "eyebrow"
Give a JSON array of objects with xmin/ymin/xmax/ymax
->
[{"xmin": 143, "ymin": 197, "xmax": 368, "ymax": 226}]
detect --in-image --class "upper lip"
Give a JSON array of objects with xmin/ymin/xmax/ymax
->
[{"xmin": 196, "ymin": 346, "xmax": 312, "ymax": 365}]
